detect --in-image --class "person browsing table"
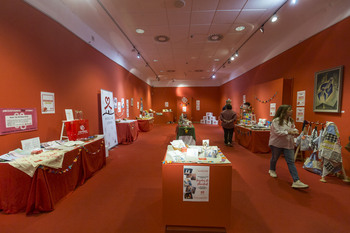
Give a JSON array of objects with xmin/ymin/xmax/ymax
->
[{"xmin": 220, "ymin": 104, "xmax": 237, "ymax": 147}]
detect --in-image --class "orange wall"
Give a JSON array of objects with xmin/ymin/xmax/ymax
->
[
  {"xmin": 0, "ymin": 0, "xmax": 151, "ymax": 154},
  {"xmin": 221, "ymin": 17, "xmax": 350, "ymax": 172},
  {"xmin": 152, "ymin": 87, "xmax": 221, "ymax": 122}
]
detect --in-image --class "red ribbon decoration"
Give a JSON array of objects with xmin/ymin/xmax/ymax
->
[{"xmin": 104, "ymin": 97, "xmax": 112, "ymax": 110}]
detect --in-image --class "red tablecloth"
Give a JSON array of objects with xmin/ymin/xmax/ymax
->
[
  {"xmin": 0, "ymin": 138, "xmax": 105, "ymax": 214},
  {"xmin": 116, "ymin": 120, "xmax": 139, "ymax": 144},
  {"xmin": 137, "ymin": 118, "xmax": 154, "ymax": 132},
  {"xmin": 235, "ymin": 125, "xmax": 271, "ymax": 153},
  {"xmin": 154, "ymin": 112, "xmax": 174, "ymax": 124}
]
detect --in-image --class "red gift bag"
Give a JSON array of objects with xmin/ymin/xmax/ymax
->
[{"xmin": 65, "ymin": 119, "xmax": 89, "ymax": 141}]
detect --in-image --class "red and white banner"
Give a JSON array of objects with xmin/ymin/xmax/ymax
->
[{"xmin": 0, "ymin": 108, "xmax": 38, "ymax": 135}]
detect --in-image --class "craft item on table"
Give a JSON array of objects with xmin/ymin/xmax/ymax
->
[
  {"xmin": 9, "ymin": 150, "xmax": 66, "ymax": 177},
  {"xmin": 170, "ymin": 139, "xmax": 187, "ymax": 150},
  {"xmin": 63, "ymin": 140, "xmax": 85, "ymax": 147},
  {"xmin": 186, "ymin": 148, "xmax": 199, "ymax": 162}
]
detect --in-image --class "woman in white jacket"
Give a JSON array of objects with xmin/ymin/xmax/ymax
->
[{"xmin": 268, "ymin": 105, "xmax": 309, "ymax": 189}]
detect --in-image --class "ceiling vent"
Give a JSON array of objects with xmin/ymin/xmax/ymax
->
[
  {"xmin": 155, "ymin": 35, "xmax": 170, "ymax": 42},
  {"xmin": 174, "ymin": 0, "xmax": 185, "ymax": 8},
  {"xmin": 208, "ymin": 34, "xmax": 223, "ymax": 42}
]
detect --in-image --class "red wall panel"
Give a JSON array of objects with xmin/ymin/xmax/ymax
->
[
  {"xmin": 221, "ymin": 17, "xmax": 350, "ymax": 172},
  {"xmin": 152, "ymin": 87, "xmax": 221, "ymax": 122},
  {"xmin": 0, "ymin": 0, "xmax": 151, "ymax": 154}
]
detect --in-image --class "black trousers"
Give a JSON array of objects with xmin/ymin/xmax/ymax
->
[{"xmin": 223, "ymin": 128, "xmax": 234, "ymax": 144}]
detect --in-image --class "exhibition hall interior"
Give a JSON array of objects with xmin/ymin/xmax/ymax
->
[{"xmin": 1, "ymin": 0, "xmax": 350, "ymax": 232}]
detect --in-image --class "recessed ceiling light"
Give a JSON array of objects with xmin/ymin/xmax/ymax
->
[
  {"xmin": 153, "ymin": 59, "xmax": 158, "ymax": 62},
  {"xmin": 235, "ymin": 26, "xmax": 245, "ymax": 31},
  {"xmin": 136, "ymin": 29, "xmax": 144, "ymax": 34},
  {"xmin": 208, "ymin": 34, "xmax": 223, "ymax": 41},
  {"xmin": 155, "ymin": 35, "xmax": 170, "ymax": 42},
  {"xmin": 214, "ymin": 59, "xmax": 220, "ymax": 62}
]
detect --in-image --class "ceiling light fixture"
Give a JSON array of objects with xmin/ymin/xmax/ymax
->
[
  {"xmin": 137, "ymin": 53, "xmax": 141, "ymax": 59},
  {"xmin": 211, "ymin": 75, "xmax": 216, "ymax": 79},
  {"xmin": 260, "ymin": 25, "xmax": 264, "ymax": 33},
  {"xmin": 271, "ymin": 14, "xmax": 278, "ymax": 22},
  {"xmin": 208, "ymin": 0, "xmax": 288, "ymax": 80},
  {"xmin": 208, "ymin": 34, "xmax": 223, "ymax": 42},
  {"xmin": 97, "ymin": 0, "xmax": 158, "ymax": 82},
  {"xmin": 291, "ymin": 0, "xmax": 297, "ymax": 4},
  {"xmin": 235, "ymin": 26, "xmax": 245, "ymax": 32},
  {"xmin": 136, "ymin": 29, "xmax": 144, "ymax": 34}
]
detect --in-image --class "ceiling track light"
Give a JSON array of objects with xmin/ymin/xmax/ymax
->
[
  {"xmin": 210, "ymin": 0, "xmax": 288, "ymax": 80},
  {"xmin": 259, "ymin": 25, "xmax": 264, "ymax": 33},
  {"xmin": 271, "ymin": 14, "xmax": 278, "ymax": 22}
]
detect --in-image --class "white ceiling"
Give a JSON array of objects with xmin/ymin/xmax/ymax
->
[{"xmin": 24, "ymin": 0, "xmax": 350, "ymax": 87}]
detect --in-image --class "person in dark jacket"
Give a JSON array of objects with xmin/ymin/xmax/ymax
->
[
  {"xmin": 220, "ymin": 104, "xmax": 237, "ymax": 146},
  {"xmin": 222, "ymin": 99, "xmax": 232, "ymax": 110}
]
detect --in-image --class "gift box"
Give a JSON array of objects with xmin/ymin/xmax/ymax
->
[
  {"xmin": 200, "ymin": 119, "xmax": 206, "ymax": 124},
  {"xmin": 206, "ymin": 120, "xmax": 212, "ymax": 124},
  {"xmin": 206, "ymin": 112, "xmax": 213, "ymax": 117}
]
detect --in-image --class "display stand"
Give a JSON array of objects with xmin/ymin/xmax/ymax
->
[
  {"xmin": 162, "ymin": 153, "xmax": 232, "ymax": 231},
  {"xmin": 60, "ymin": 120, "xmax": 69, "ymax": 140}
]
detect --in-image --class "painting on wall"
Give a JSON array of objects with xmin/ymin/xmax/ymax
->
[{"xmin": 313, "ymin": 66, "xmax": 343, "ymax": 113}]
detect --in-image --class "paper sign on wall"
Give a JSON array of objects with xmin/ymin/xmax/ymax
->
[
  {"xmin": 196, "ymin": 100, "xmax": 200, "ymax": 111},
  {"xmin": 296, "ymin": 107, "xmax": 305, "ymax": 122},
  {"xmin": 183, "ymin": 166, "xmax": 209, "ymax": 202},
  {"xmin": 243, "ymin": 95, "xmax": 246, "ymax": 104},
  {"xmin": 137, "ymin": 102, "xmax": 139, "ymax": 109},
  {"xmin": 182, "ymin": 106, "xmax": 187, "ymax": 112},
  {"xmin": 270, "ymin": 103, "xmax": 276, "ymax": 116},
  {"xmin": 297, "ymin": 91, "xmax": 306, "ymax": 106},
  {"xmin": 41, "ymin": 92, "xmax": 55, "ymax": 114},
  {"xmin": 117, "ymin": 102, "xmax": 121, "ymax": 113},
  {"xmin": 126, "ymin": 99, "xmax": 129, "ymax": 117},
  {"xmin": 165, "ymin": 102, "xmax": 169, "ymax": 107},
  {"xmin": 114, "ymin": 98, "xmax": 118, "ymax": 109},
  {"xmin": 131, "ymin": 98, "xmax": 133, "ymax": 107},
  {"xmin": 121, "ymin": 98, "xmax": 125, "ymax": 108},
  {"xmin": 0, "ymin": 108, "xmax": 38, "ymax": 135}
]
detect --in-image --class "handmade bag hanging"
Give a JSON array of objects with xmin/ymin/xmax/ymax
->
[
  {"xmin": 299, "ymin": 125, "xmax": 313, "ymax": 151},
  {"xmin": 303, "ymin": 151, "xmax": 322, "ymax": 175}
]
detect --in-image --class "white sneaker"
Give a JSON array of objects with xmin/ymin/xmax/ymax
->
[
  {"xmin": 292, "ymin": 180, "xmax": 309, "ymax": 189},
  {"xmin": 268, "ymin": 170, "xmax": 277, "ymax": 178}
]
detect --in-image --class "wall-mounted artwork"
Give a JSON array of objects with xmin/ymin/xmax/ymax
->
[{"xmin": 313, "ymin": 66, "xmax": 343, "ymax": 113}]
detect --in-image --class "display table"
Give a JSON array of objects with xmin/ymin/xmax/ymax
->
[
  {"xmin": 235, "ymin": 125, "xmax": 271, "ymax": 153},
  {"xmin": 176, "ymin": 125, "xmax": 196, "ymax": 145},
  {"xmin": 0, "ymin": 137, "xmax": 105, "ymax": 214},
  {"xmin": 137, "ymin": 118, "xmax": 154, "ymax": 132},
  {"xmin": 116, "ymin": 120, "xmax": 139, "ymax": 144},
  {"xmin": 162, "ymin": 146, "xmax": 232, "ymax": 230},
  {"xmin": 154, "ymin": 112, "xmax": 174, "ymax": 124}
]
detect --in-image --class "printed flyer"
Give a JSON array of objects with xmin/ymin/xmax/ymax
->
[
  {"xmin": 297, "ymin": 90, "xmax": 306, "ymax": 106},
  {"xmin": 183, "ymin": 166, "xmax": 209, "ymax": 202},
  {"xmin": 296, "ymin": 107, "xmax": 305, "ymax": 122}
]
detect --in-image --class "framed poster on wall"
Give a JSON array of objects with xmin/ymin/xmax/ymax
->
[{"xmin": 313, "ymin": 66, "xmax": 343, "ymax": 112}]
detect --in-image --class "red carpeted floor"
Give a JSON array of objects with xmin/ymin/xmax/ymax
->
[{"xmin": 1, "ymin": 124, "xmax": 350, "ymax": 233}]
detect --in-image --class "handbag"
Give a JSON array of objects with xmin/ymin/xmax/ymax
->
[
  {"xmin": 300, "ymin": 125, "xmax": 312, "ymax": 151},
  {"xmin": 303, "ymin": 152, "xmax": 322, "ymax": 175}
]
